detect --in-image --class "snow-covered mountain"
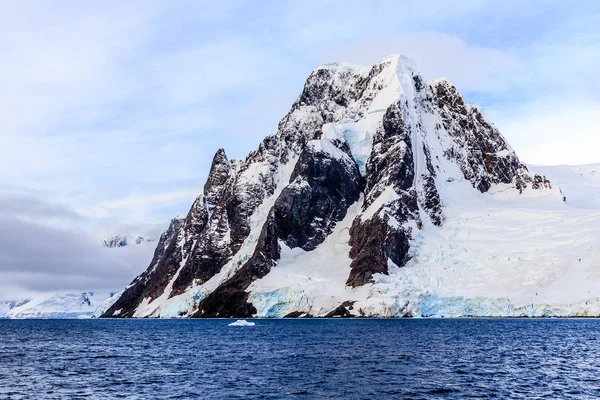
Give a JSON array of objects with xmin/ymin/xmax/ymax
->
[
  {"xmin": 530, "ymin": 164, "xmax": 600, "ymax": 209},
  {"xmin": 0, "ymin": 299, "xmax": 33, "ymax": 317},
  {"xmin": 102, "ymin": 54, "xmax": 600, "ymax": 319},
  {"xmin": 1, "ymin": 292, "xmax": 118, "ymax": 319},
  {"xmin": 103, "ymin": 235, "xmax": 156, "ymax": 248}
]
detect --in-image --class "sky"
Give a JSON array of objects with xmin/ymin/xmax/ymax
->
[{"xmin": 0, "ymin": 0, "xmax": 599, "ymax": 300}]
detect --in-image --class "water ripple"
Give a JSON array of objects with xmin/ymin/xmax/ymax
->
[{"xmin": 0, "ymin": 319, "xmax": 599, "ymax": 399}]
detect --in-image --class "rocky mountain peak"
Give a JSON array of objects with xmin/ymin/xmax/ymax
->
[
  {"xmin": 203, "ymin": 148, "xmax": 230, "ymax": 199},
  {"xmin": 103, "ymin": 54, "xmax": 558, "ymax": 319}
]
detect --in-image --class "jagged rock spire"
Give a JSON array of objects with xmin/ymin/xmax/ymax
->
[{"xmin": 203, "ymin": 148, "xmax": 230, "ymax": 200}]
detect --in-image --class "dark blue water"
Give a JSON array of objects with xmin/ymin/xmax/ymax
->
[{"xmin": 1, "ymin": 319, "xmax": 599, "ymax": 399}]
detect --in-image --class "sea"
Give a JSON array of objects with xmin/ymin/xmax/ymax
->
[{"xmin": 1, "ymin": 319, "xmax": 598, "ymax": 399}]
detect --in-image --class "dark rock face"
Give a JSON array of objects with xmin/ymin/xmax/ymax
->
[
  {"xmin": 346, "ymin": 198, "xmax": 415, "ymax": 287},
  {"xmin": 531, "ymin": 174, "xmax": 552, "ymax": 190},
  {"xmin": 347, "ymin": 215, "xmax": 392, "ymax": 287},
  {"xmin": 364, "ymin": 104, "xmax": 415, "ymax": 206},
  {"xmin": 347, "ymin": 103, "xmax": 418, "ymax": 287},
  {"xmin": 170, "ymin": 204, "xmax": 232, "ymax": 295},
  {"xmin": 104, "ymin": 149, "xmax": 234, "ymax": 317},
  {"xmin": 275, "ymin": 145, "xmax": 361, "ymax": 251},
  {"xmin": 193, "ymin": 145, "xmax": 363, "ymax": 317},
  {"xmin": 430, "ymin": 80, "xmax": 530, "ymax": 193},
  {"xmin": 104, "ymin": 139, "xmax": 287, "ymax": 317},
  {"xmin": 104, "ymin": 216, "xmax": 185, "ymax": 317},
  {"xmin": 203, "ymin": 148, "xmax": 230, "ymax": 207},
  {"xmin": 193, "ymin": 211, "xmax": 280, "ymax": 318},
  {"xmin": 167, "ymin": 150, "xmax": 235, "ymax": 295},
  {"xmin": 284, "ymin": 311, "xmax": 310, "ymax": 318},
  {"xmin": 297, "ymin": 68, "xmax": 349, "ymax": 108},
  {"xmin": 324, "ymin": 301, "xmax": 356, "ymax": 318},
  {"xmin": 225, "ymin": 135, "xmax": 281, "ymax": 253},
  {"xmin": 295, "ymin": 66, "xmax": 367, "ymax": 112},
  {"xmin": 171, "ymin": 137, "xmax": 286, "ymax": 298},
  {"xmin": 280, "ymin": 66, "xmax": 368, "ymax": 155},
  {"xmin": 420, "ymin": 144, "xmax": 443, "ymax": 226}
]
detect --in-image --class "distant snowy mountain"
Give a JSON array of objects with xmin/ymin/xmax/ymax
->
[
  {"xmin": 1, "ymin": 292, "xmax": 117, "ymax": 319},
  {"xmin": 0, "ymin": 299, "xmax": 32, "ymax": 318},
  {"xmin": 103, "ymin": 235, "xmax": 156, "ymax": 248},
  {"xmin": 102, "ymin": 54, "xmax": 600, "ymax": 319},
  {"xmin": 530, "ymin": 164, "xmax": 600, "ymax": 209},
  {"xmin": 0, "ymin": 233, "xmax": 156, "ymax": 319}
]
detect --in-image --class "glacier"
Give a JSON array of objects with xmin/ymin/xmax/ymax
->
[
  {"xmin": 1, "ymin": 292, "xmax": 118, "ymax": 319},
  {"xmin": 228, "ymin": 319, "xmax": 256, "ymax": 326},
  {"xmin": 249, "ymin": 176, "xmax": 600, "ymax": 318}
]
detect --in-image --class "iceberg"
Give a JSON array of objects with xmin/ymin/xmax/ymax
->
[{"xmin": 228, "ymin": 319, "xmax": 255, "ymax": 326}]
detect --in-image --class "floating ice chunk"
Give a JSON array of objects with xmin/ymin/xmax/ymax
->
[{"xmin": 228, "ymin": 319, "xmax": 255, "ymax": 327}]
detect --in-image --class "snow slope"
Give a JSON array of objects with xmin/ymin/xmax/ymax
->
[
  {"xmin": 2, "ymin": 292, "xmax": 117, "ymax": 319},
  {"xmin": 530, "ymin": 164, "xmax": 600, "ymax": 209},
  {"xmin": 0, "ymin": 300, "xmax": 32, "ymax": 318},
  {"xmin": 249, "ymin": 165, "xmax": 600, "ymax": 317}
]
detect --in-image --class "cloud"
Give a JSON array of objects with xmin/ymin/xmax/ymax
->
[
  {"xmin": 0, "ymin": 188, "xmax": 161, "ymax": 300},
  {"xmin": 333, "ymin": 32, "xmax": 523, "ymax": 92},
  {"xmin": 269, "ymin": 0, "xmax": 489, "ymax": 45},
  {"xmin": 489, "ymin": 99, "xmax": 600, "ymax": 166},
  {"xmin": 329, "ymin": 22, "xmax": 600, "ymax": 167},
  {"xmin": 0, "ymin": 195, "xmax": 83, "ymax": 222},
  {"xmin": 0, "ymin": 2, "xmax": 296, "ymax": 226},
  {"xmin": 0, "ymin": 215, "xmax": 155, "ymax": 300},
  {"xmin": 87, "ymin": 187, "xmax": 201, "ymax": 220}
]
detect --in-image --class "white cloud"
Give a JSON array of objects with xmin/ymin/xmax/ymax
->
[
  {"xmin": 88, "ymin": 187, "xmax": 201, "ymax": 220},
  {"xmin": 489, "ymin": 99, "xmax": 600, "ymax": 166},
  {"xmin": 331, "ymin": 26, "xmax": 600, "ymax": 166},
  {"xmin": 0, "ymin": 215, "xmax": 156, "ymax": 300},
  {"xmin": 333, "ymin": 32, "xmax": 523, "ymax": 92},
  {"xmin": 0, "ymin": 194, "xmax": 83, "ymax": 222}
]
